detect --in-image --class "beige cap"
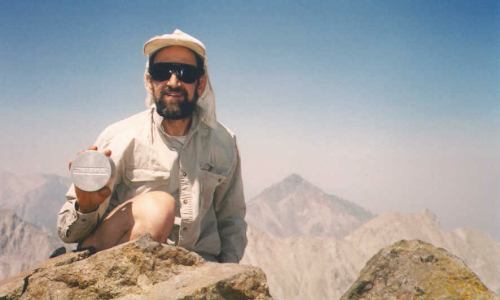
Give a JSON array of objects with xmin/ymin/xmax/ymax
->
[{"xmin": 143, "ymin": 29, "xmax": 206, "ymax": 58}]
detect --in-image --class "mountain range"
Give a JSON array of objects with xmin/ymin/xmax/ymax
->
[
  {"xmin": 0, "ymin": 171, "xmax": 69, "ymax": 281},
  {"xmin": 0, "ymin": 171, "xmax": 70, "ymax": 232},
  {"xmin": 0, "ymin": 209, "xmax": 60, "ymax": 280},
  {"xmin": 0, "ymin": 171, "xmax": 498, "ymax": 298},
  {"xmin": 242, "ymin": 174, "xmax": 500, "ymax": 299}
]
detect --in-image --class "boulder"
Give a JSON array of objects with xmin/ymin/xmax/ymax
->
[
  {"xmin": 0, "ymin": 235, "xmax": 272, "ymax": 300},
  {"xmin": 341, "ymin": 239, "xmax": 498, "ymax": 300}
]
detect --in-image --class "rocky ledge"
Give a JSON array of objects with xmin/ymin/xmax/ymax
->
[
  {"xmin": 0, "ymin": 235, "xmax": 272, "ymax": 300},
  {"xmin": 341, "ymin": 239, "xmax": 498, "ymax": 300}
]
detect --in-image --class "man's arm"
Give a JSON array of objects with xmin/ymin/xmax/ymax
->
[
  {"xmin": 57, "ymin": 183, "xmax": 112, "ymax": 243},
  {"xmin": 57, "ymin": 142, "xmax": 119, "ymax": 243},
  {"xmin": 213, "ymin": 144, "xmax": 247, "ymax": 263}
]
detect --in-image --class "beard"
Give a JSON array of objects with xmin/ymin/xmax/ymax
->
[{"xmin": 155, "ymin": 86, "xmax": 199, "ymax": 120}]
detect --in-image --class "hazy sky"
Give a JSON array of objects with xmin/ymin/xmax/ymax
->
[{"xmin": 1, "ymin": 1, "xmax": 499, "ymax": 240}]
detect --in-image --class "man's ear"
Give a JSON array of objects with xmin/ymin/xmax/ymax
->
[{"xmin": 197, "ymin": 75, "xmax": 207, "ymax": 95}]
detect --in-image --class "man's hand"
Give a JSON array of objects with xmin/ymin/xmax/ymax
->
[{"xmin": 69, "ymin": 146, "xmax": 112, "ymax": 213}]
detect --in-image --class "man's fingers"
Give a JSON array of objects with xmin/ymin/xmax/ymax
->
[
  {"xmin": 75, "ymin": 145, "xmax": 98, "ymax": 155},
  {"xmin": 98, "ymin": 187, "xmax": 111, "ymax": 198}
]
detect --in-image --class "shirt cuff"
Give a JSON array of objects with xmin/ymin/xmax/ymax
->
[{"xmin": 73, "ymin": 201, "xmax": 100, "ymax": 225}]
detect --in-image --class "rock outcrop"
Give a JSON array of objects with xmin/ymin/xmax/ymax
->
[
  {"xmin": 0, "ymin": 235, "xmax": 272, "ymax": 300},
  {"xmin": 341, "ymin": 239, "xmax": 498, "ymax": 300}
]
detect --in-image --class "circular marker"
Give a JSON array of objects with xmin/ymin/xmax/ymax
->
[{"xmin": 70, "ymin": 151, "xmax": 114, "ymax": 192}]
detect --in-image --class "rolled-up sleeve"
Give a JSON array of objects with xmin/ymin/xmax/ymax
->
[
  {"xmin": 213, "ymin": 142, "xmax": 247, "ymax": 263},
  {"xmin": 57, "ymin": 184, "xmax": 111, "ymax": 243}
]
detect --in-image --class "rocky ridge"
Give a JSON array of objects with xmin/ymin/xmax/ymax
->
[
  {"xmin": 0, "ymin": 210, "xmax": 60, "ymax": 280},
  {"xmin": 242, "ymin": 175, "xmax": 500, "ymax": 299},
  {"xmin": 243, "ymin": 204, "xmax": 500, "ymax": 299},
  {"xmin": 0, "ymin": 171, "xmax": 69, "ymax": 232},
  {"xmin": 0, "ymin": 171, "xmax": 69, "ymax": 281},
  {"xmin": 1, "ymin": 171, "xmax": 499, "ymax": 299},
  {"xmin": 0, "ymin": 235, "xmax": 272, "ymax": 300}
]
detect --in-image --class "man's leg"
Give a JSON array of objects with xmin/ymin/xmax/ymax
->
[{"xmin": 80, "ymin": 191, "xmax": 176, "ymax": 251}]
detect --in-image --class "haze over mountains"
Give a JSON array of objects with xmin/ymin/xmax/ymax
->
[
  {"xmin": 0, "ymin": 170, "xmax": 498, "ymax": 298},
  {"xmin": 242, "ymin": 174, "xmax": 500, "ymax": 299}
]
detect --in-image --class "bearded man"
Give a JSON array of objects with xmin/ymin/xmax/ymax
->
[{"xmin": 57, "ymin": 29, "xmax": 247, "ymax": 263}]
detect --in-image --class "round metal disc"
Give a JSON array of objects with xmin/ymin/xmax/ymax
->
[{"xmin": 70, "ymin": 151, "xmax": 114, "ymax": 192}]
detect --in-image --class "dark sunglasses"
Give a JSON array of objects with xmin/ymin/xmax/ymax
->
[{"xmin": 149, "ymin": 62, "xmax": 202, "ymax": 84}]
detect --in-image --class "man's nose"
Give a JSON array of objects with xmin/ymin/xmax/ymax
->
[{"xmin": 166, "ymin": 73, "xmax": 181, "ymax": 86}]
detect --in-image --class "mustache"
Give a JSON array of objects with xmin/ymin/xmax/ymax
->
[{"xmin": 160, "ymin": 87, "xmax": 187, "ymax": 96}]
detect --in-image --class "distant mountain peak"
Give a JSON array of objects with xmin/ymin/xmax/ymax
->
[
  {"xmin": 247, "ymin": 174, "xmax": 374, "ymax": 238},
  {"xmin": 252, "ymin": 174, "xmax": 323, "ymax": 203},
  {"xmin": 422, "ymin": 208, "xmax": 437, "ymax": 217},
  {"xmin": 281, "ymin": 173, "xmax": 317, "ymax": 190},
  {"xmin": 421, "ymin": 208, "xmax": 439, "ymax": 224},
  {"xmin": 282, "ymin": 173, "xmax": 305, "ymax": 185}
]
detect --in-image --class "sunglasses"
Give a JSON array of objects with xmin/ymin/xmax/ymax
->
[{"xmin": 149, "ymin": 62, "xmax": 202, "ymax": 84}]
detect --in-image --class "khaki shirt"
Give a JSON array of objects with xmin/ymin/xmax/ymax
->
[{"xmin": 57, "ymin": 108, "xmax": 247, "ymax": 263}]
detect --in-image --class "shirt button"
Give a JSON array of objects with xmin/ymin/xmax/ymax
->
[
  {"xmin": 183, "ymin": 199, "xmax": 188, "ymax": 204},
  {"xmin": 182, "ymin": 171, "xmax": 187, "ymax": 177}
]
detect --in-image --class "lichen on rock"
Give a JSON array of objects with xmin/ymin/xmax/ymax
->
[{"xmin": 341, "ymin": 239, "xmax": 499, "ymax": 300}]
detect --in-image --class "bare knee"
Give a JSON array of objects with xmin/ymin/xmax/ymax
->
[{"xmin": 131, "ymin": 191, "xmax": 176, "ymax": 242}]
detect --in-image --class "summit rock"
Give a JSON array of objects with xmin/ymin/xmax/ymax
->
[
  {"xmin": 341, "ymin": 239, "xmax": 498, "ymax": 300},
  {"xmin": 0, "ymin": 235, "xmax": 272, "ymax": 300}
]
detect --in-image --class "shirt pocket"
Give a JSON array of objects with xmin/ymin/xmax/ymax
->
[
  {"xmin": 125, "ymin": 168, "xmax": 170, "ymax": 194},
  {"xmin": 199, "ymin": 169, "xmax": 226, "ymax": 210}
]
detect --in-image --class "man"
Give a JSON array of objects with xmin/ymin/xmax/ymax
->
[{"xmin": 57, "ymin": 29, "xmax": 247, "ymax": 263}]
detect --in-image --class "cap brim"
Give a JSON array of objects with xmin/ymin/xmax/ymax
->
[{"xmin": 144, "ymin": 37, "xmax": 205, "ymax": 58}]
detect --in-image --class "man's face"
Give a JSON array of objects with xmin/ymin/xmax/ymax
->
[{"xmin": 149, "ymin": 46, "xmax": 206, "ymax": 120}]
